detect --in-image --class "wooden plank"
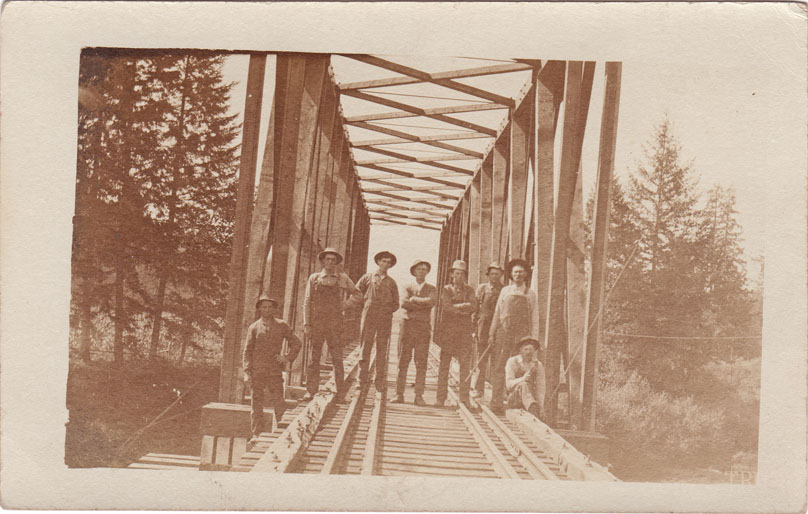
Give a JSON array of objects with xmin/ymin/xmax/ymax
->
[
  {"xmin": 320, "ymin": 391, "xmax": 364, "ymax": 474},
  {"xmin": 380, "ymin": 458, "xmax": 497, "ymax": 475},
  {"xmin": 341, "ymin": 89, "xmax": 498, "ymax": 136},
  {"xmin": 532, "ymin": 61, "xmax": 565, "ymax": 346},
  {"xmin": 491, "ymin": 133, "xmax": 509, "ymax": 266},
  {"xmin": 138, "ymin": 455, "xmax": 200, "ymax": 467},
  {"xmin": 214, "ymin": 437, "xmax": 232, "ymax": 467},
  {"xmin": 232, "ymin": 437, "xmax": 248, "ymax": 466},
  {"xmin": 363, "ymin": 179, "xmax": 460, "ymax": 201},
  {"xmin": 330, "ymin": 142, "xmax": 351, "ymax": 257},
  {"xmin": 312, "ymin": 82, "xmax": 339, "ymax": 252},
  {"xmin": 364, "ymin": 184, "xmax": 462, "ymax": 192},
  {"xmin": 361, "ymin": 393, "xmax": 383, "ymax": 475},
  {"xmin": 581, "ymin": 62, "xmax": 621, "ymax": 431},
  {"xmin": 566, "ymin": 162, "xmax": 587, "ymax": 427},
  {"xmin": 345, "ymin": 102, "xmax": 506, "ymax": 123},
  {"xmin": 381, "ymin": 449, "xmax": 490, "ymax": 464},
  {"xmin": 543, "ymin": 61, "xmax": 595, "ymax": 426},
  {"xmin": 339, "ymin": 61, "xmax": 533, "ymax": 90},
  {"xmin": 219, "ymin": 53, "xmax": 266, "ymax": 403},
  {"xmin": 509, "ymin": 84, "xmax": 533, "ymax": 261},
  {"xmin": 455, "ymin": 393, "xmax": 520, "ymax": 479},
  {"xmin": 361, "ymin": 163, "xmax": 470, "ymax": 185},
  {"xmin": 346, "ymin": 55, "xmax": 515, "ymax": 107},
  {"xmin": 365, "ymin": 189, "xmax": 454, "ymax": 210},
  {"xmin": 461, "ymin": 190, "xmax": 471, "ymax": 263}
]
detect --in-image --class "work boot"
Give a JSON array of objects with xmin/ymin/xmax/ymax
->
[
  {"xmin": 528, "ymin": 402, "xmax": 542, "ymax": 419},
  {"xmin": 471, "ymin": 389, "xmax": 483, "ymax": 399},
  {"xmin": 248, "ymin": 435, "xmax": 259, "ymax": 448},
  {"xmin": 301, "ymin": 391, "xmax": 314, "ymax": 402},
  {"xmin": 392, "ymin": 394, "xmax": 405, "ymax": 404},
  {"xmin": 435, "ymin": 398, "xmax": 446, "ymax": 407},
  {"xmin": 462, "ymin": 399, "xmax": 479, "ymax": 412},
  {"xmin": 490, "ymin": 403, "xmax": 505, "ymax": 416},
  {"xmin": 414, "ymin": 395, "xmax": 426, "ymax": 406}
]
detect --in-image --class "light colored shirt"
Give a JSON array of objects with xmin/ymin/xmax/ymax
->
[
  {"xmin": 401, "ymin": 281, "xmax": 437, "ymax": 323},
  {"xmin": 505, "ymin": 354, "xmax": 546, "ymax": 406},
  {"xmin": 490, "ymin": 283, "xmax": 541, "ymax": 343},
  {"xmin": 303, "ymin": 269, "xmax": 361, "ymax": 326}
]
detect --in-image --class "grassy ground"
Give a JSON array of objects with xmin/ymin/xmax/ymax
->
[{"xmin": 65, "ymin": 357, "xmax": 219, "ymax": 467}]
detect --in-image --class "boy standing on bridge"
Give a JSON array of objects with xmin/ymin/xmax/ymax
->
[
  {"xmin": 489, "ymin": 258, "xmax": 540, "ymax": 415},
  {"xmin": 394, "ymin": 259, "xmax": 437, "ymax": 406},
  {"xmin": 505, "ymin": 337, "xmax": 546, "ymax": 419},
  {"xmin": 472, "ymin": 262, "xmax": 504, "ymax": 398},
  {"xmin": 303, "ymin": 247, "xmax": 362, "ymax": 402},
  {"xmin": 243, "ymin": 295, "xmax": 302, "ymax": 443},
  {"xmin": 436, "ymin": 260, "xmax": 478, "ymax": 409},
  {"xmin": 356, "ymin": 251, "xmax": 399, "ymax": 393}
]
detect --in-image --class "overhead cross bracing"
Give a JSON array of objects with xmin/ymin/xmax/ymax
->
[{"xmin": 331, "ymin": 55, "xmax": 535, "ymax": 226}]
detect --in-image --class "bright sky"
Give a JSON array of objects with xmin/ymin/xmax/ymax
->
[{"xmin": 220, "ymin": 14, "xmax": 805, "ymax": 284}]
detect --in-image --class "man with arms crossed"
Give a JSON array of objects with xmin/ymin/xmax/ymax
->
[{"xmin": 394, "ymin": 259, "xmax": 437, "ymax": 406}]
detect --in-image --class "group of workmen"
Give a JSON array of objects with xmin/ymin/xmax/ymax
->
[{"xmin": 242, "ymin": 247, "xmax": 546, "ymax": 442}]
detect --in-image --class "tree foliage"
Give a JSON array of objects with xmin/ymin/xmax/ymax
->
[{"xmin": 71, "ymin": 49, "xmax": 240, "ymax": 364}]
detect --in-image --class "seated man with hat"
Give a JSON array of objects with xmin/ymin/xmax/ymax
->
[
  {"xmin": 394, "ymin": 259, "xmax": 437, "ymax": 406},
  {"xmin": 242, "ymin": 295, "xmax": 303, "ymax": 444},
  {"xmin": 356, "ymin": 250, "xmax": 400, "ymax": 392},
  {"xmin": 303, "ymin": 247, "xmax": 362, "ymax": 402},
  {"xmin": 436, "ymin": 260, "xmax": 478, "ymax": 409},
  {"xmin": 505, "ymin": 336, "xmax": 546, "ymax": 419}
]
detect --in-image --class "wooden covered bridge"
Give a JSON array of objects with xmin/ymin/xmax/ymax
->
[{"xmin": 130, "ymin": 52, "xmax": 622, "ymax": 480}]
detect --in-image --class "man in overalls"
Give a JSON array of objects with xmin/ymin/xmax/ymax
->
[
  {"xmin": 489, "ymin": 258, "xmax": 540, "ymax": 414},
  {"xmin": 436, "ymin": 260, "xmax": 478, "ymax": 409},
  {"xmin": 303, "ymin": 247, "xmax": 361, "ymax": 402},
  {"xmin": 243, "ymin": 295, "xmax": 302, "ymax": 444},
  {"xmin": 472, "ymin": 262, "xmax": 504, "ymax": 398},
  {"xmin": 356, "ymin": 251, "xmax": 399, "ymax": 393},
  {"xmin": 394, "ymin": 259, "xmax": 437, "ymax": 406}
]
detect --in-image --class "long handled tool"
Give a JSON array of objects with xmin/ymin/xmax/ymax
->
[{"xmin": 464, "ymin": 338, "xmax": 495, "ymax": 384}]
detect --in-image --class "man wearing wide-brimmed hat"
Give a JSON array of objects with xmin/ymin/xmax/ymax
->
[
  {"xmin": 436, "ymin": 259, "xmax": 478, "ymax": 409},
  {"xmin": 489, "ymin": 257, "xmax": 540, "ymax": 414},
  {"xmin": 393, "ymin": 259, "xmax": 437, "ymax": 405},
  {"xmin": 472, "ymin": 262, "xmax": 505, "ymax": 398},
  {"xmin": 243, "ymin": 295, "xmax": 303, "ymax": 443},
  {"xmin": 302, "ymin": 248, "xmax": 362, "ymax": 402},
  {"xmin": 356, "ymin": 250, "xmax": 400, "ymax": 392},
  {"xmin": 505, "ymin": 336, "xmax": 545, "ymax": 419}
]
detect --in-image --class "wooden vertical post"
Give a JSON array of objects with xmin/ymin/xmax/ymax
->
[
  {"xmin": 532, "ymin": 61, "xmax": 566, "ymax": 347},
  {"xmin": 491, "ymin": 134, "xmax": 510, "ymax": 268},
  {"xmin": 469, "ymin": 173, "xmax": 482, "ymax": 287},
  {"xmin": 581, "ymin": 62, "xmax": 622, "ymax": 431},
  {"xmin": 543, "ymin": 61, "xmax": 594, "ymax": 425},
  {"xmin": 460, "ymin": 190, "xmax": 471, "ymax": 264},
  {"xmin": 219, "ymin": 54, "xmax": 266, "ymax": 403},
  {"xmin": 509, "ymin": 89, "xmax": 533, "ymax": 261},
  {"xmin": 478, "ymin": 155, "xmax": 493, "ymax": 282},
  {"xmin": 566, "ymin": 162, "xmax": 587, "ymax": 427}
]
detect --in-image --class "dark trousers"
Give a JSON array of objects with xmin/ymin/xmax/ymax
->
[
  {"xmin": 250, "ymin": 372, "xmax": 285, "ymax": 437},
  {"xmin": 436, "ymin": 330, "xmax": 472, "ymax": 403},
  {"xmin": 396, "ymin": 320, "xmax": 430, "ymax": 397},
  {"xmin": 491, "ymin": 327, "xmax": 524, "ymax": 406},
  {"xmin": 359, "ymin": 311, "xmax": 392, "ymax": 389},
  {"xmin": 306, "ymin": 326, "xmax": 344, "ymax": 395},
  {"xmin": 474, "ymin": 317, "xmax": 493, "ymax": 392}
]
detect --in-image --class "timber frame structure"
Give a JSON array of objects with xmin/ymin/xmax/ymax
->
[{"xmin": 219, "ymin": 52, "xmax": 621, "ymax": 431}]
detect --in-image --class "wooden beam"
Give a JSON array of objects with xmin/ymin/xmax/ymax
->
[
  {"xmin": 359, "ymin": 146, "xmax": 476, "ymax": 176},
  {"xmin": 360, "ymin": 163, "xmax": 470, "ymax": 187},
  {"xmin": 350, "ymin": 121, "xmax": 484, "ymax": 158},
  {"xmin": 363, "ymin": 184, "xmax": 461, "ymax": 192},
  {"xmin": 345, "ymin": 54, "xmax": 516, "ymax": 107},
  {"xmin": 352, "ymin": 131, "xmax": 491, "ymax": 147},
  {"xmin": 341, "ymin": 89, "xmax": 498, "ymax": 136},
  {"xmin": 219, "ymin": 53, "xmax": 266, "ymax": 403},
  {"xmin": 368, "ymin": 208, "xmax": 445, "ymax": 221},
  {"xmin": 508, "ymin": 83, "xmax": 533, "ymax": 261},
  {"xmin": 364, "ymin": 189, "xmax": 454, "ymax": 210},
  {"xmin": 339, "ymin": 62, "xmax": 533, "ymax": 90},
  {"xmin": 345, "ymin": 102, "xmax": 505, "ymax": 123},
  {"xmin": 359, "ymin": 170, "xmax": 468, "ymax": 180},
  {"xmin": 370, "ymin": 211, "xmax": 444, "ymax": 224},
  {"xmin": 364, "ymin": 199, "xmax": 452, "ymax": 212},
  {"xmin": 532, "ymin": 61, "xmax": 565, "ymax": 347},
  {"xmin": 581, "ymin": 62, "xmax": 621, "ymax": 432},
  {"xmin": 362, "ymin": 178, "xmax": 460, "ymax": 201},
  {"xmin": 374, "ymin": 220, "xmax": 441, "ymax": 231},
  {"xmin": 543, "ymin": 61, "xmax": 595, "ymax": 426},
  {"xmin": 356, "ymin": 153, "xmax": 476, "ymax": 165}
]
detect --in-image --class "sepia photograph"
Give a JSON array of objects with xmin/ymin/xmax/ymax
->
[{"xmin": 1, "ymin": 2, "xmax": 805, "ymax": 511}]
